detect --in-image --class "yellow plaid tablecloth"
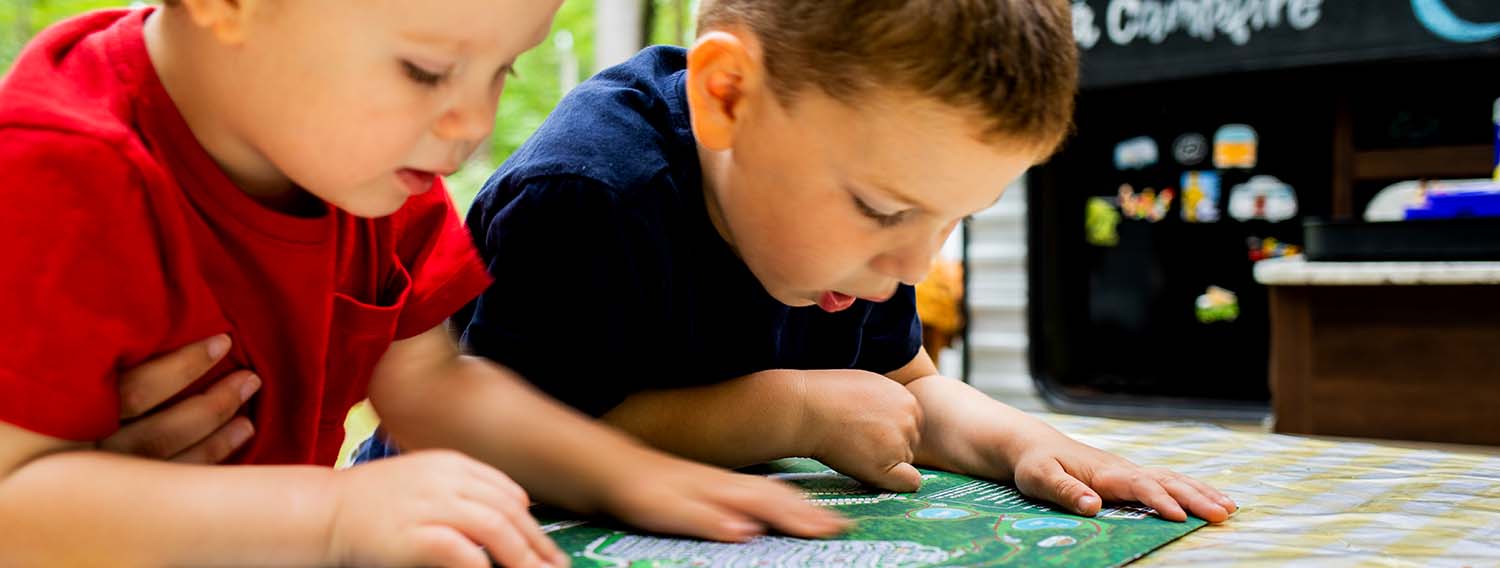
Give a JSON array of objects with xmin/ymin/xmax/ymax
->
[
  {"xmin": 341, "ymin": 404, "xmax": 1500, "ymax": 565},
  {"xmin": 1043, "ymin": 413, "xmax": 1500, "ymax": 567}
]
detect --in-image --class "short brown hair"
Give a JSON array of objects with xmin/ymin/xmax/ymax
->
[{"xmin": 698, "ymin": 0, "xmax": 1078, "ymax": 154}]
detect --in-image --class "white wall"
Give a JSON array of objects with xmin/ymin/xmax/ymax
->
[{"xmin": 964, "ymin": 177, "xmax": 1044, "ymax": 411}]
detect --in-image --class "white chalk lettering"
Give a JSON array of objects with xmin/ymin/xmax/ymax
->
[{"xmin": 1086, "ymin": 0, "xmax": 1323, "ymax": 48}]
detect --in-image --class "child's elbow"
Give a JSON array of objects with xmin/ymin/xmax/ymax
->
[{"xmin": 365, "ymin": 373, "xmax": 423, "ymax": 427}]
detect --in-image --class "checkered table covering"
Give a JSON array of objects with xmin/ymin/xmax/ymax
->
[{"xmin": 1044, "ymin": 413, "xmax": 1500, "ymax": 567}]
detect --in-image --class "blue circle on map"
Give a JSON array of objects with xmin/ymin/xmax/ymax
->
[
  {"xmin": 1012, "ymin": 518, "xmax": 1082, "ymax": 531},
  {"xmin": 913, "ymin": 507, "xmax": 974, "ymax": 520}
]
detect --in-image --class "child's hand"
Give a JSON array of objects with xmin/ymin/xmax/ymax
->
[
  {"xmin": 801, "ymin": 369, "xmax": 926, "ymax": 492},
  {"xmin": 100, "ymin": 334, "xmax": 258, "ymax": 464},
  {"xmin": 328, "ymin": 449, "xmax": 568, "ymax": 568},
  {"xmin": 1009, "ymin": 437, "xmax": 1237, "ymax": 523},
  {"xmin": 598, "ymin": 451, "xmax": 850, "ymax": 543}
]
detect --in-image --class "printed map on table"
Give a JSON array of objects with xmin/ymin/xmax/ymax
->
[{"xmin": 537, "ymin": 458, "xmax": 1206, "ymax": 567}]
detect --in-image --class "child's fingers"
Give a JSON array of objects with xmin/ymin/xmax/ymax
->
[
  {"xmin": 170, "ymin": 416, "xmax": 255, "ymax": 464},
  {"xmin": 462, "ymin": 458, "xmax": 531, "ymax": 507},
  {"xmin": 456, "ymin": 475, "xmax": 564, "ymax": 566},
  {"xmin": 100, "ymin": 370, "xmax": 259, "ymax": 461},
  {"xmin": 628, "ymin": 495, "xmax": 764, "ymax": 543},
  {"xmin": 1179, "ymin": 475, "xmax": 1237, "ymax": 513},
  {"xmin": 488, "ymin": 498, "xmax": 565, "ymax": 566},
  {"xmin": 453, "ymin": 501, "xmax": 553, "ymax": 568},
  {"xmin": 117, "ymin": 334, "xmax": 232, "ymax": 419},
  {"xmin": 882, "ymin": 462, "xmax": 925, "ymax": 493},
  {"xmin": 409, "ymin": 525, "xmax": 491, "ymax": 568},
  {"xmin": 1159, "ymin": 475, "xmax": 1230, "ymax": 523},
  {"xmin": 839, "ymin": 459, "xmax": 922, "ymax": 493},
  {"xmin": 705, "ymin": 478, "xmax": 850, "ymax": 538},
  {"xmin": 1128, "ymin": 476, "xmax": 1188, "ymax": 522},
  {"xmin": 1016, "ymin": 459, "xmax": 1102, "ymax": 517}
]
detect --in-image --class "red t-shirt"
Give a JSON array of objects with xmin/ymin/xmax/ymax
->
[{"xmin": 0, "ymin": 8, "xmax": 493, "ymax": 465}]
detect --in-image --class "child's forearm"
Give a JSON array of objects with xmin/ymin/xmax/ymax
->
[
  {"xmin": 0, "ymin": 451, "xmax": 335, "ymax": 566},
  {"xmin": 371, "ymin": 353, "xmax": 656, "ymax": 512},
  {"xmin": 600, "ymin": 370, "xmax": 814, "ymax": 467},
  {"xmin": 905, "ymin": 374, "xmax": 1066, "ymax": 478},
  {"xmin": 369, "ymin": 326, "xmax": 668, "ymax": 512}
]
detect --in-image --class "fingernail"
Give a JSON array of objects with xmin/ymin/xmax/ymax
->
[
  {"xmin": 229, "ymin": 420, "xmax": 254, "ymax": 447},
  {"xmin": 726, "ymin": 520, "xmax": 762, "ymax": 538},
  {"xmin": 207, "ymin": 335, "xmax": 231, "ymax": 359},
  {"xmin": 239, "ymin": 374, "xmax": 261, "ymax": 402},
  {"xmin": 1076, "ymin": 495, "xmax": 1100, "ymax": 513}
]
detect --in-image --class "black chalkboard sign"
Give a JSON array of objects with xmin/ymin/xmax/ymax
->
[{"xmin": 1075, "ymin": 0, "xmax": 1500, "ymax": 88}]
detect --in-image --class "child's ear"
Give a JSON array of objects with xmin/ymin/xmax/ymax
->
[
  {"xmin": 178, "ymin": 0, "xmax": 251, "ymax": 45},
  {"xmin": 685, "ymin": 30, "xmax": 762, "ymax": 151}
]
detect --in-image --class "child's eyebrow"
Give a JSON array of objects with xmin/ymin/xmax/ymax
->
[
  {"xmin": 872, "ymin": 180, "xmax": 1005, "ymax": 215},
  {"xmin": 869, "ymin": 181, "xmax": 928, "ymax": 211},
  {"xmin": 398, "ymin": 31, "xmax": 467, "ymax": 53}
]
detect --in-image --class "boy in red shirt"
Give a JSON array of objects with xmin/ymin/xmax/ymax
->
[{"xmin": 0, "ymin": 1, "xmax": 842, "ymax": 565}]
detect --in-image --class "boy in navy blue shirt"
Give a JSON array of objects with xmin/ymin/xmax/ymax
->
[{"xmin": 367, "ymin": 0, "xmax": 1236, "ymax": 531}]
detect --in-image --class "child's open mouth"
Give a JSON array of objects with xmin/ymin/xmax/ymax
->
[
  {"xmin": 817, "ymin": 291, "xmax": 856, "ymax": 313},
  {"xmin": 396, "ymin": 168, "xmax": 436, "ymax": 196}
]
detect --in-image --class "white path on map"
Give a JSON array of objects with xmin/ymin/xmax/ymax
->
[
  {"xmin": 581, "ymin": 534, "xmax": 955, "ymax": 567},
  {"xmin": 925, "ymin": 480, "xmax": 1055, "ymax": 513}
]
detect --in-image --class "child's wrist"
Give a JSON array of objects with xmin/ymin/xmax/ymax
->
[
  {"xmin": 779, "ymin": 370, "xmax": 828, "ymax": 458},
  {"xmin": 319, "ymin": 468, "xmax": 364, "ymax": 565},
  {"xmin": 731, "ymin": 369, "xmax": 821, "ymax": 457}
]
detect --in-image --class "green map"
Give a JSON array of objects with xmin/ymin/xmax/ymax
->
[{"xmin": 538, "ymin": 459, "xmax": 1204, "ymax": 567}]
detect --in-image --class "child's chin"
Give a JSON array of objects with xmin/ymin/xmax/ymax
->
[
  {"xmin": 769, "ymin": 290, "xmax": 817, "ymax": 308},
  {"xmin": 336, "ymin": 194, "xmax": 407, "ymax": 219}
]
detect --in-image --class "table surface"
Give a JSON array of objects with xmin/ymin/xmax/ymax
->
[
  {"xmin": 1046, "ymin": 413, "xmax": 1500, "ymax": 567},
  {"xmin": 340, "ymin": 405, "xmax": 1500, "ymax": 566},
  {"xmin": 1254, "ymin": 255, "xmax": 1500, "ymax": 286}
]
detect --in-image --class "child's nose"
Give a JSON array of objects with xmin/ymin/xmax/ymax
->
[
  {"xmin": 875, "ymin": 244, "xmax": 938, "ymax": 286},
  {"xmin": 434, "ymin": 94, "xmax": 497, "ymax": 143},
  {"xmin": 883, "ymin": 226, "xmax": 954, "ymax": 285}
]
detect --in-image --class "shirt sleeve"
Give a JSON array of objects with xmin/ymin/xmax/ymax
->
[
  {"xmin": 456, "ymin": 176, "xmax": 662, "ymax": 417},
  {"xmin": 854, "ymin": 284, "xmax": 925, "ymax": 375},
  {"xmin": 0, "ymin": 129, "xmax": 169, "ymax": 440},
  {"xmin": 390, "ymin": 177, "xmax": 494, "ymax": 340}
]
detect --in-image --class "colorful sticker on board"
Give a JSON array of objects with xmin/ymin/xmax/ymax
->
[
  {"xmin": 1180, "ymin": 171, "xmax": 1221, "ymax": 223},
  {"xmin": 1118, "ymin": 184, "xmax": 1142, "ymax": 220},
  {"xmin": 1172, "ymin": 133, "xmax": 1208, "ymax": 166},
  {"xmin": 1118, "ymin": 185, "xmax": 1173, "ymax": 222},
  {"xmin": 1213, "ymin": 124, "xmax": 1258, "ymax": 169},
  {"xmin": 1247, "ymin": 237, "xmax": 1302, "ymax": 261},
  {"xmin": 1152, "ymin": 188, "xmax": 1175, "ymax": 222},
  {"xmin": 1229, "ymin": 175, "xmax": 1299, "ymax": 222},
  {"xmin": 1085, "ymin": 197, "xmax": 1121, "ymax": 247},
  {"xmin": 1114, "ymin": 136, "xmax": 1158, "ymax": 170},
  {"xmin": 1195, "ymin": 286, "xmax": 1239, "ymax": 324}
]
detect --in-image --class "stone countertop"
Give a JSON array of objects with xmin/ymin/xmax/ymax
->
[{"xmin": 1253, "ymin": 255, "xmax": 1500, "ymax": 286}]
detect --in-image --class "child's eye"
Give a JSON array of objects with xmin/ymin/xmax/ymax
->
[
  {"xmin": 852, "ymin": 195, "xmax": 907, "ymax": 228},
  {"xmin": 401, "ymin": 60, "xmax": 449, "ymax": 87}
]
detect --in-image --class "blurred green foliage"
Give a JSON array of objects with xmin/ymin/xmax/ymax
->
[{"xmin": 1, "ymin": 0, "xmax": 132, "ymax": 71}]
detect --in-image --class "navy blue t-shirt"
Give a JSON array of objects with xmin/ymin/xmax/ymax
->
[{"xmin": 455, "ymin": 46, "xmax": 923, "ymax": 417}]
